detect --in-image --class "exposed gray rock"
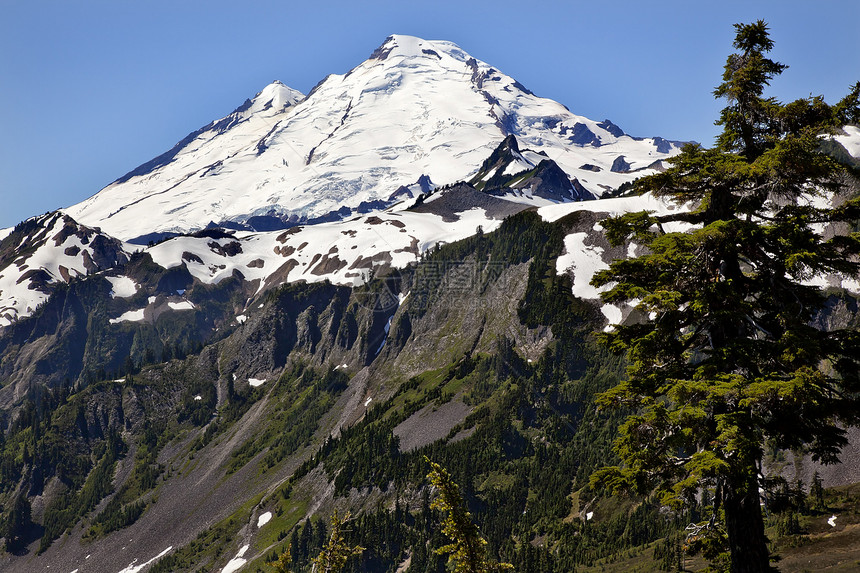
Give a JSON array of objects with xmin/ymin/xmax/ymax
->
[
  {"xmin": 610, "ymin": 155, "xmax": 632, "ymax": 172},
  {"xmin": 597, "ymin": 119, "xmax": 625, "ymax": 138},
  {"xmin": 409, "ymin": 183, "xmax": 530, "ymax": 222},
  {"xmin": 393, "ymin": 399, "xmax": 472, "ymax": 452}
]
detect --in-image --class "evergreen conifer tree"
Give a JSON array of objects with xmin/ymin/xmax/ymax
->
[
  {"xmin": 3, "ymin": 491, "xmax": 32, "ymax": 553},
  {"xmin": 269, "ymin": 543, "xmax": 293, "ymax": 573},
  {"xmin": 311, "ymin": 510, "xmax": 363, "ymax": 573},
  {"xmin": 590, "ymin": 20, "xmax": 860, "ymax": 573},
  {"xmin": 809, "ymin": 471, "xmax": 826, "ymax": 511},
  {"xmin": 426, "ymin": 458, "xmax": 513, "ymax": 573}
]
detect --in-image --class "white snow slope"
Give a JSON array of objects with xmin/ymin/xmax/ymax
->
[
  {"xmin": 146, "ymin": 201, "xmax": 505, "ymax": 294},
  {"xmin": 0, "ymin": 212, "xmax": 130, "ymax": 327},
  {"xmin": 0, "ymin": 199, "xmax": 505, "ymax": 328},
  {"xmin": 64, "ymin": 34, "xmax": 683, "ymax": 241}
]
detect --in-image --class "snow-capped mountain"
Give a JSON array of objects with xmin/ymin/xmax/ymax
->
[
  {"xmin": 3, "ymin": 126, "xmax": 859, "ymax": 331},
  {"xmin": 64, "ymin": 34, "xmax": 683, "ymax": 242},
  {"xmin": 2, "ymin": 26, "xmax": 860, "ymax": 571}
]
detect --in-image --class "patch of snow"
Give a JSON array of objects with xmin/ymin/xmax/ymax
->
[
  {"xmin": 107, "ymin": 276, "xmax": 138, "ymax": 298},
  {"xmin": 364, "ymin": 397, "xmax": 372, "ymax": 407},
  {"xmin": 502, "ymin": 159, "xmax": 531, "ymax": 176},
  {"xmin": 487, "ymin": 191, "xmax": 560, "ymax": 208},
  {"xmin": 538, "ymin": 193, "xmax": 685, "ymax": 224},
  {"xmin": 222, "ymin": 544, "xmax": 250, "ymax": 573},
  {"xmin": 841, "ymin": 277, "xmax": 860, "ymax": 294},
  {"xmin": 248, "ymin": 378, "xmax": 266, "ymax": 387},
  {"xmin": 480, "ymin": 167, "xmax": 498, "ymax": 181},
  {"xmin": 545, "ymin": 194, "xmax": 698, "ymax": 321},
  {"xmin": 834, "ymin": 125, "xmax": 860, "ymax": 158},
  {"xmin": 109, "ymin": 308, "xmax": 146, "ymax": 324},
  {"xmin": 828, "ymin": 515, "xmax": 838, "ymax": 527},
  {"xmin": 556, "ymin": 232, "xmax": 605, "ymax": 300},
  {"xmin": 601, "ymin": 304, "xmax": 623, "ymax": 331},
  {"xmin": 194, "ymin": 395, "xmax": 202, "ymax": 401},
  {"xmin": 0, "ymin": 227, "xmax": 12, "ymax": 241},
  {"xmin": 803, "ymin": 270, "xmax": 860, "ymax": 294},
  {"xmin": 586, "ymin": 511, "xmax": 594, "ymax": 521},
  {"xmin": 116, "ymin": 546, "xmax": 173, "ymax": 573},
  {"xmin": 257, "ymin": 511, "xmax": 272, "ymax": 528},
  {"xmin": 236, "ymin": 314, "xmax": 247, "ymax": 324},
  {"xmin": 168, "ymin": 300, "xmax": 195, "ymax": 311}
]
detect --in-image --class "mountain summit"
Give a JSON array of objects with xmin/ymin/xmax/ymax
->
[{"xmin": 64, "ymin": 34, "xmax": 682, "ymax": 242}]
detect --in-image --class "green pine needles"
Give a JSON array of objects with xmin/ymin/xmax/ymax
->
[
  {"xmin": 268, "ymin": 543, "xmax": 294, "ymax": 573},
  {"xmin": 311, "ymin": 511, "xmax": 364, "ymax": 573},
  {"xmin": 590, "ymin": 20, "xmax": 860, "ymax": 573},
  {"xmin": 426, "ymin": 458, "xmax": 513, "ymax": 573}
]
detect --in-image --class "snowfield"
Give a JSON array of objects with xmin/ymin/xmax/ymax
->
[
  {"xmin": 145, "ymin": 205, "xmax": 505, "ymax": 296},
  {"xmin": 108, "ymin": 308, "xmax": 146, "ymax": 324},
  {"xmin": 107, "ymin": 275, "xmax": 138, "ymax": 298},
  {"xmin": 115, "ymin": 546, "xmax": 173, "ymax": 573},
  {"xmin": 257, "ymin": 511, "xmax": 272, "ymax": 527},
  {"xmin": 834, "ymin": 125, "xmax": 860, "ymax": 159},
  {"xmin": 221, "ymin": 544, "xmax": 250, "ymax": 573},
  {"xmin": 63, "ymin": 34, "xmax": 681, "ymax": 242}
]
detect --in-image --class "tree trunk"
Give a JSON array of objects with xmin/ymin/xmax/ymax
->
[{"xmin": 723, "ymin": 476, "xmax": 772, "ymax": 573}]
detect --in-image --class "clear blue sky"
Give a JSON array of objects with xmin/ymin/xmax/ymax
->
[{"xmin": 1, "ymin": 0, "xmax": 858, "ymax": 229}]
